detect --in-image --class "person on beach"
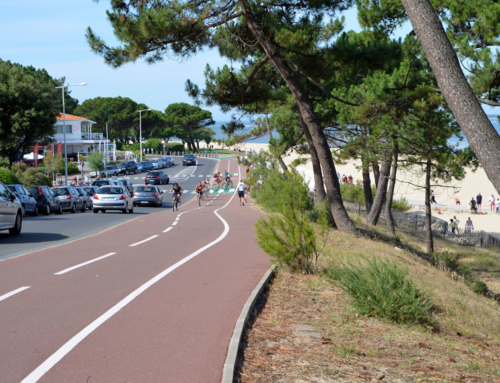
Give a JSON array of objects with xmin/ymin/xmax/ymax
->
[
  {"xmin": 489, "ymin": 194, "xmax": 496, "ymax": 213},
  {"xmin": 455, "ymin": 197, "xmax": 461, "ymax": 205},
  {"xmin": 469, "ymin": 197, "xmax": 477, "ymax": 214},
  {"xmin": 450, "ymin": 219, "xmax": 456, "ymax": 234},
  {"xmin": 465, "ymin": 217, "xmax": 474, "ymax": 234},
  {"xmin": 476, "ymin": 193, "xmax": 483, "ymax": 212},
  {"xmin": 496, "ymin": 198, "xmax": 500, "ymax": 213},
  {"xmin": 453, "ymin": 216, "xmax": 460, "ymax": 235},
  {"xmin": 237, "ymin": 179, "xmax": 246, "ymax": 206},
  {"xmin": 430, "ymin": 190, "xmax": 436, "ymax": 204}
]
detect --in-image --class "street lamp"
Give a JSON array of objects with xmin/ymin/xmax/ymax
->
[
  {"xmin": 55, "ymin": 82, "xmax": 87, "ymax": 185},
  {"xmin": 138, "ymin": 109, "xmax": 151, "ymax": 161}
]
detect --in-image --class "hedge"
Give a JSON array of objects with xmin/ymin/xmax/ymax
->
[
  {"xmin": 0, "ymin": 167, "xmax": 20, "ymax": 185},
  {"xmin": 165, "ymin": 143, "xmax": 184, "ymax": 152}
]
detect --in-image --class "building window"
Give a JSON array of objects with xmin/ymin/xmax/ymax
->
[{"xmin": 56, "ymin": 125, "xmax": 72, "ymax": 134}]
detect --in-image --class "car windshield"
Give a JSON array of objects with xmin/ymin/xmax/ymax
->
[
  {"xmin": 52, "ymin": 188, "xmax": 70, "ymax": 195},
  {"xmin": 7, "ymin": 186, "xmax": 15, "ymax": 192},
  {"xmin": 105, "ymin": 166, "xmax": 115, "ymax": 170},
  {"xmin": 185, "ymin": 155, "xmax": 195, "ymax": 158},
  {"xmin": 138, "ymin": 161, "xmax": 148, "ymax": 165},
  {"xmin": 93, "ymin": 181, "xmax": 109, "ymax": 186},
  {"xmin": 136, "ymin": 186, "xmax": 156, "ymax": 192},
  {"xmin": 147, "ymin": 172, "xmax": 159, "ymax": 176},
  {"xmin": 83, "ymin": 188, "xmax": 95, "ymax": 195},
  {"xmin": 151, "ymin": 159, "xmax": 158, "ymax": 163},
  {"xmin": 117, "ymin": 163, "xmax": 127, "ymax": 168},
  {"xmin": 98, "ymin": 187, "xmax": 124, "ymax": 195}
]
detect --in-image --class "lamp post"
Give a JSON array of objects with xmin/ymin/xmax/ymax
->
[
  {"xmin": 55, "ymin": 82, "xmax": 86, "ymax": 185},
  {"xmin": 138, "ymin": 109, "xmax": 151, "ymax": 161}
]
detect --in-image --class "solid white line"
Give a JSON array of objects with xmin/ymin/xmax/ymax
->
[
  {"xmin": 129, "ymin": 235, "xmax": 159, "ymax": 247},
  {"xmin": 54, "ymin": 253, "xmax": 117, "ymax": 275},
  {"xmin": 21, "ymin": 182, "xmax": 238, "ymax": 383},
  {"xmin": 172, "ymin": 221, "xmax": 178, "ymax": 226},
  {"xmin": 0, "ymin": 286, "xmax": 31, "ymax": 303},
  {"xmin": 162, "ymin": 227, "xmax": 173, "ymax": 233}
]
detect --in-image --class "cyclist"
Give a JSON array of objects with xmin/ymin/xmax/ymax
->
[
  {"xmin": 170, "ymin": 183, "xmax": 183, "ymax": 211},
  {"xmin": 194, "ymin": 182, "xmax": 204, "ymax": 205},
  {"xmin": 202, "ymin": 177, "xmax": 210, "ymax": 199},
  {"xmin": 224, "ymin": 170, "xmax": 230, "ymax": 181},
  {"xmin": 214, "ymin": 172, "xmax": 223, "ymax": 188}
]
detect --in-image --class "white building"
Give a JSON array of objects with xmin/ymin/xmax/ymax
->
[{"xmin": 53, "ymin": 114, "xmax": 110, "ymax": 156}]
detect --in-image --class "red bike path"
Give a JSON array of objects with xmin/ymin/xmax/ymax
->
[{"xmin": 0, "ymin": 159, "xmax": 270, "ymax": 383}]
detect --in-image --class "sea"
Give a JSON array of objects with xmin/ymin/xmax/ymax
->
[{"xmin": 212, "ymin": 116, "xmax": 500, "ymax": 148}]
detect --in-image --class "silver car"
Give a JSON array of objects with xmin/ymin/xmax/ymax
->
[
  {"xmin": 0, "ymin": 181, "xmax": 23, "ymax": 236},
  {"xmin": 76, "ymin": 187, "xmax": 94, "ymax": 210},
  {"xmin": 132, "ymin": 185, "xmax": 164, "ymax": 207},
  {"xmin": 150, "ymin": 159, "xmax": 162, "ymax": 169},
  {"xmin": 52, "ymin": 186, "xmax": 87, "ymax": 213},
  {"xmin": 93, "ymin": 186, "xmax": 134, "ymax": 214}
]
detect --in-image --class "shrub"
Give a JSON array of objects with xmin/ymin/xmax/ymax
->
[
  {"xmin": 473, "ymin": 281, "xmax": 488, "ymax": 295},
  {"xmin": 340, "ymin": 184, "xmax": 372, "ymax": 203},
  {"xmin": 0, "ymin": 157, "xmax": 9, "ymax": 168},
  {"xmin": 22, "ymin": 170, "xmax": 52, "ymax": 187},
  {"xmin": 327, "ymin": 258, "xmax": 435, "ymax": 326},
  {"xmin": 0, "ymin": 167, "xmax": 20, "ymax": 184},
  {"xmin": 392, "ymin": 196, "xmax": 411, "ymax": 211},
  {"xmin": 87, "ymin": 152, "xmax": 106, "ymax": 175},
  {"xmin": 165, "ymin": 143, "xmax": 184, "ymax": 152},
  {"xmin": 145, "ymin": 138, "xmax": 162, "ymax": 152}
]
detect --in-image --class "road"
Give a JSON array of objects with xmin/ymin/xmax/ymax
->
[
  {"xmin": 0, "ymin": 157, "xmax": 270, "ymax": 383},
  {"xmin": 0, "ymin": 157, "xmax": 219, "ymax": 260}
]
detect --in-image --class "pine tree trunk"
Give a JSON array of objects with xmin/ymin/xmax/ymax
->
[
  {"xmin": 425, "ymin": 155, "xmax": 434, "ymax": 254},
  {"xmin": 367, "ymin": 160, "xmax": 391, "ymax": 225},
  {"xmin": 384, "ymin": 141, "xmax": 399, "ymax": 236},
  {"xmin": 301, "ymin": 114, "xmax": 326, "ymax": 204},
  {"xmin": 372, "ymin": 162, "xmax": 380, "ymax": 189},
  {"xmin": 242, "ymin": 6, "xmax": 357, "ymax": 233},
  {"xmin": 402, "ymin": 0, "xmax": 500, "ymax": 194},
  {"xmin": 361, "ymin": 126, "xmax": 373, "ymax": 207}
]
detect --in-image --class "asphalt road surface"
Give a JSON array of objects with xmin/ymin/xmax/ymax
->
[
  {"xmin": 0, "ymin": 157, "xmax": 219, "ymax": 261},
  {"xmin": 0, "ymin": 157, "xmax": 270, "ymax": 383}
]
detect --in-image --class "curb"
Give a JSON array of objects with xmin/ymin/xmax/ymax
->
[{"xmin": 221, "ymin": 265, "xmax": 276, "ymax": 383}]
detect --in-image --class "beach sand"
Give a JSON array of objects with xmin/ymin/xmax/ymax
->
[{"xmin": 216, "ymin": 142, "xmax": 500, "ymax": 237}]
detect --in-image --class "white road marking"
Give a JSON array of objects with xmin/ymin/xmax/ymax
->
[
  {"xmin": 54, "ymin": 253, "xmax": 117, "ymax": 275},
  {"xmin": 198, "ymin": 175, "xmax": 203, "ymax": 177},
  {"xmin": 172, "ymin": 221, "xmax": 178, "ymax": 226},
  {"xmin": 218, "ymin": 190, "xmax": 224, "ymax": 194},
  {"xmin": 175, "ymin": 218, "xmax": 179, "ymax": 221},
  {"xmin": 0, "ymin": 286, "xmax": 30, "ymax": 303},
  {"xmin": 129, "ymin": 235, "xmax": 159, "ymax": 247},
  {"xmin": 21, "ymin": 183, "xmax": 238, "ymax": 383},
  {"xmin": 162, "ymin": 227, "xmax": 173, "ymax": 233}
]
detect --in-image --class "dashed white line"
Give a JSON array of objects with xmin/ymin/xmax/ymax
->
[
  {"xmin": 0, "ymin": 286, "xmax": 31, "ymax": 303},
  {"xmin": 54, "ymin": 253, "xmax": 117, "ymax": 275},
  {"xmin": 129, "ymin": 235, "xmax": 159, "ymax": 247},
  {"xmin": 162, "ymin": 227, "xmax": 173, "ymax": 233},
  {"xmin": 20, "ymin": 182, "xmax": 239, "ymax": 383},
  {"xmin": 172, "ymin": 221, "xmax": 178, "ymax": 226}
]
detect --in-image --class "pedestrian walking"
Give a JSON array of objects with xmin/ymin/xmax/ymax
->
[
  {"xmin": 496, "ymin": 198, "xmax": 500, "ymax": 213},
  {"xmin": 237, "ymin": 179, "xmax": 246, "ymax": 206},
  {"xmin": 476, "ymin": 192, "xmax": 483, "ymax": 212},
  {"xmin": 453, "ymin": 216, "xmax": 460, "ymax": 235},
  {"xmin": 450, "ymin": 219, "xmax": 456, "ymax": 234},
  {"xmin": 489, "ymin": 194, "xmax": 496, "ymax": 213},
  {"xmin": 469, "ymin": 197, "xmax": 477, "ymax": 214},
  {"xmin": 465, "ymin": 217, "xmax": 474, "ymax": 234},
  {"xmin": 430, "ymin": 189, "xmax": 437, "ymax": 204}
]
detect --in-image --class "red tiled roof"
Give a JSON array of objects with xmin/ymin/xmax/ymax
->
[{"xmin": 56, "ymin": 113, "xmax": 89, "ymax": 121}]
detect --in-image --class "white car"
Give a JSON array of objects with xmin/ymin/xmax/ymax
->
[
  {"xmin": 151, "ymin": 159, "xmax": 162, "ymax": 169},
  {"xmin": 0, "ymin": 181, "xmax": 23, "ymax": 236},
  {"xmin": 93, "ymin": 186, "xmax": 134, "ymax": 214},
  {"xmin": 89, "ymin": 165, "xmax": 119, "ymax": 178}
]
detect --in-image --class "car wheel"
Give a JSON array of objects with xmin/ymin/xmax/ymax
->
[
  {"xmin": 102, "ymin": 209, "xmax": 106, "ymax": 213},
  {"xmin": 71, "ymin": 203, "xmax": 76, "ymax": 213},
  {"xmin": 81, "ymin": 202, "xmax": 87, "ymax": 212},
  {"xmin": 125, "ymin": 170, "xmax": 129, "ymax": 175},
  {"xmin": 114, "ymin": 172, "xmax": 118, "ymax": 177},
  {"xmin": 93, "ymin": 208, "xmax": 99, "ymax": 214},
  {"xmin": 21, "ymin": 204, "xmax": 26, "ymax": 217},
  {"xmin": 56, "ymin": 204, "xmax": 63, "ymax": 215},
  {"xmin": 134, "ymin": 169, "xmax": 138, "ymax": 174},
  {"xmin": 32, "ymin": 205, "xmax": 39, "ymax": 217},
  {"xmin": 8, "ymin": 212, "xmax": 22, "ymax": 236},
  {"xmin": 43, "ymin": 203, "xmax": 51, "ymax": 216},
  {"xmin": 157, "ymin": 200, "xmax": 161, "ymax": 207},
  {"xmin": 166, "ymin": 178, "xmax": 169, "ymax": 184}
]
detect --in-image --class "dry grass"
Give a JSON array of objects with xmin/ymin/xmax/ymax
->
[{"xmin": 236, "ymin": 216, "xmax": 500, "ymax": 382}]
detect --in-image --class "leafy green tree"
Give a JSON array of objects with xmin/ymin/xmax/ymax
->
[
  {"xmin": 162, "ymin": 103, "xmax": 214, "ymax": 152},
  {"xmin": 0, "ymin": 60, "xmax": 59, "ymax": 165},
  {"xmin": 87, "ymin": 151, "xmax": 106, "ymax": 177}
]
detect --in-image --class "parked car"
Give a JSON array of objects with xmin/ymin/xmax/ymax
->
[
  {"xmin": 52, "ymin": 186, "xmax": 86, "ymax": 213},
  {"xmin": 115, "ymin": 178, "xmax": 134, "ymax": 192},
  {"xmin": 100, "ymin": 165, "xmax": 120, "ymax": 178},
  {"xmin": 117, "ymin": 161, "xmax": 138, "ymax": 175},
  {"xmin": 133, "ymin": 185, "xmax": 164, "ymax": 207},
  {"xmin": 7, "ymin": 184, "xmax": 38, "ymax": 216},
  {"xmin": 0, "ymin": 181, "xmax": 23, "ymax": 236},
  {"xmin": 145, "ymin": 171, "xmax": 169, "ymax": 185},
  {"xmin": 163, "ymin": 156, "xmax": 175, "ymax": 167},
  {"xmin": 137, "ymin": 161, "xmax": 154, "ymax": 172},
  {"xmin": 81, "ymin": 186, "xmax": 100, "ymax": 199},
  {"xmin": 158, "ymin": 157, "xmax": 171, "ymax": 168},
  {"xmin": 150, "ymin": 159, "xmax": 162, "ymax": 169},
  {"xmin": 76, "ymin": 187, "xmax": 94, "ymax": 210},
  {"xmin": 92, "ymin": 179, "xmax": 120, "ymax": 188},
  {"xmin": 26, "ymin": 185, "xmax": 63, "ymax": 215},
  {"xmin": 93, "ymin": 186, "xmax": 134, "ymax": 214},
  {"xmin": 182, "ymin": 154, "xmax": 197, "ymax": 166}
]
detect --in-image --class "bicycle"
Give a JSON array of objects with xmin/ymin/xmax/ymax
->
[
  {"xmin": 196, "ymin": 191, "xmax": 203, "ymax": 206},
  {"xmin": 212, "ymin": 180, "xmax": 222, "ymax": 191},
  {"xmin": 172, "ymin": 194, "xmax": 181, "ymax": 211},
  {"xmin": 204, "ymin": 185, "xmax": 209, "ymax": 200},
  {"xmin": 224, "ymin": 177, "xmax": 233, "ymax": 187}
]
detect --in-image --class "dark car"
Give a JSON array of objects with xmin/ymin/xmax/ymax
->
[
  {"xmin": 137, "ymin": 161, "xmax": 154, "ymax": 172},
  {"xmin": 133, "ymin": 185, "xmax": 164, "ymax": 207},
  {"xmin": 26, "ymin": 185, "xmax": 63, "ymax": 215},
  {"xmin": 7, "ymin": 184, "xmax": 38, "ymax": 216},
  {"xmin": 52, "ymin": 186, "xmax": 86, "ymax": 213},
  {"xmin": 145, "ymin": 171, "xmax": 169, "ymax": 185},
  {"xmin": 0, "ymin": 181, "xmax": 23, "ymax": 236},
  {"xmin": 115, "ymin": 178, "xmax": 134, "ymax": 192},
  {"xmin": 182, "ymin": 154, "xmax": 197, "ymax": 166},
  {"xmin": 117, "ymin": 161, "xmax": 138, "ymax": 175}
]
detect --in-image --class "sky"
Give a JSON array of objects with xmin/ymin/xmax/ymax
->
[{"xmin": 1, "ymin": 1, "xmax": 496, "ymax": 122}]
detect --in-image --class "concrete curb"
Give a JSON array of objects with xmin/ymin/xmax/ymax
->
[{"xmin": 221, "ymin": 265, "xmax": 276, "ymax": 383}]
